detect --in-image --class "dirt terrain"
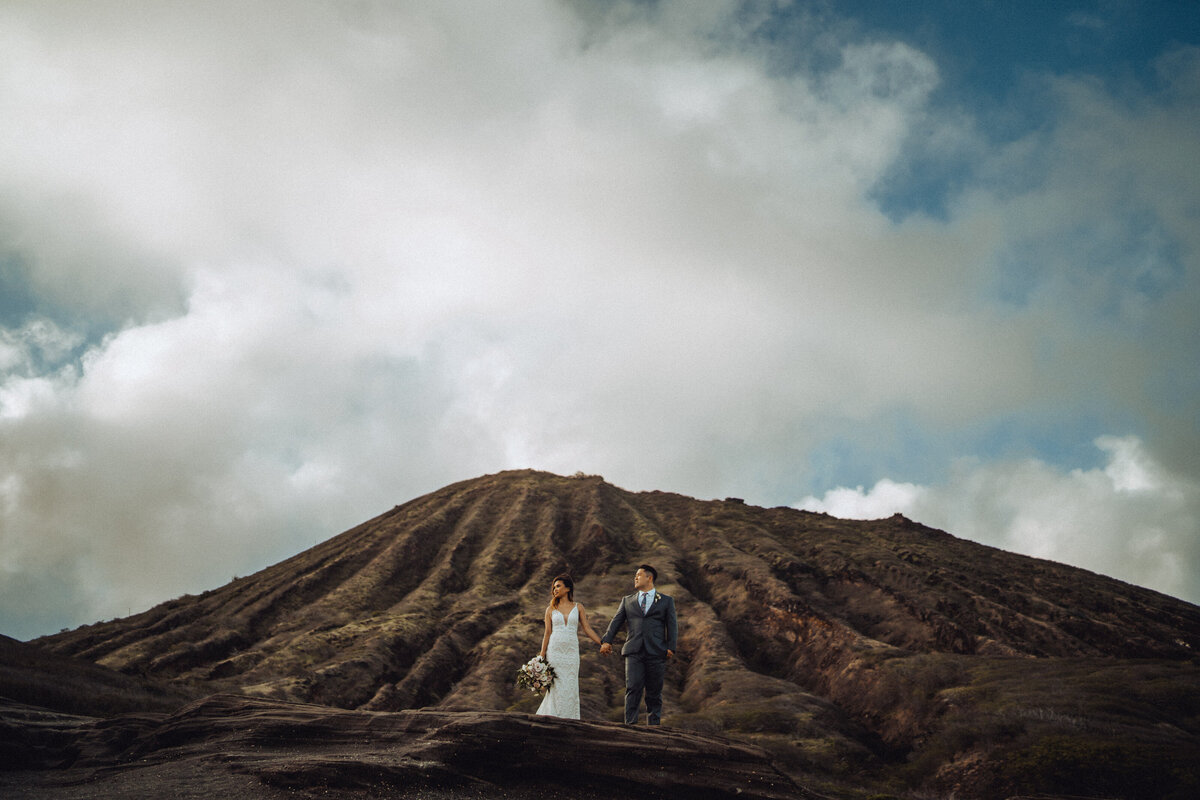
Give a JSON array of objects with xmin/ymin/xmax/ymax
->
[{"xmin": 8, "ymin": 470, "xmax": 1200, "ymax": 798}]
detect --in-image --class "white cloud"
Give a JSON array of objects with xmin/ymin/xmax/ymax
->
[
  {"xmin": 0, "ymin": 3, "xmax": 1197, "ymax": 637},
  {"xmin": 795, "ymin": 478, "xmax": 927, "ymax": 521},
  {"xmin": 798, "ymin": 436, "xmax": 1200, "ymax": 604}
]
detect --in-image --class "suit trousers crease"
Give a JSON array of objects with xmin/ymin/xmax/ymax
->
[{"xmin": 624, "ymin": 651, "xmax": 666, "ymax": 725}]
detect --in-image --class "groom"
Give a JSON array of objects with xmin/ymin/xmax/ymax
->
[{"xmin": 600, "ymin": 564, "xmax": 678, "ymax": 725}]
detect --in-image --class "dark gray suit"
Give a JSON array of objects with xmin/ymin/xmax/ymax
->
[{"xmin": 602, "ymin": 590, "xmax": 678, "ymax": 724}]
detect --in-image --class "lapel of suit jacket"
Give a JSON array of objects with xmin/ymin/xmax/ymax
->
[{"xmin": 642, "ymin": 592, "xmax": 660, "ymax": 617}]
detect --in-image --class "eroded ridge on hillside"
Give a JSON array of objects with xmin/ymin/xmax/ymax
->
[{"xmin": 34, "ymin": 470, "xmax": 1200, "ymax": 799}]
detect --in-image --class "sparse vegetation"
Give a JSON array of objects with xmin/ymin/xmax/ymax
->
[
  {"xmin": 0, "ymin": 635, "xmax": 195, "ymax": 718},
  {"xmin": 13, "ymin": 470, "xmax": 1200, "ymax": 798}
]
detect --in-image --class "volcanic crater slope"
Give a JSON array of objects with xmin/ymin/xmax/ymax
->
[{"xmin": 33, "ymin": 470, "xmax": 1200, "ymax": 799}]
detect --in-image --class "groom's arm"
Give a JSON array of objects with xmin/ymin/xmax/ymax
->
[
  {"xmin": 665, "ymin": 596, "xmax": 678, "ymax": 655},
  {"xmin": 601, "ymin": 599, "xmax": 627, "ymax": 645}
]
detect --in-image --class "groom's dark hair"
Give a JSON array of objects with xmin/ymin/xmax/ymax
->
[{"xmin": 639, "ymin": 564, "xmax": 658, "ymax": 583}]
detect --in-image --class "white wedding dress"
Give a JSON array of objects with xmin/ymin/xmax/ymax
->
[{"xmin": 536, "ymin": 604, "xmax": 580, "ymax": 718}]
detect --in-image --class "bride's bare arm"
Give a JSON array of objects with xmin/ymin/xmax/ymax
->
[
  {"xmin": 577, "ymin": 604, "xmax": 603, "ymax": 646},
  {"xmin": 539, "ymin": 606, "xmax": 553, "ymax": 658}
]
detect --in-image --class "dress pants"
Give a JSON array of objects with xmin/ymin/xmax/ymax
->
[{"xmin": 624, "ymin": 651, "xmax": 666, "ymax": 725}]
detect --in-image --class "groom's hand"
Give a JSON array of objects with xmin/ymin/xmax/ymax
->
[
  {"xmin": 667, "ymin": 650, "xmax": 674, "ymax": 660},
  {"xmin": 599, "ymin": 643, "xmax": 612, "ymax": 655}
]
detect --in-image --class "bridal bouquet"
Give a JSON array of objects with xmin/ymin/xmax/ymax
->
[{"xmin": 516, "ymin": 655, "xmax": 556, "ymax": 695}]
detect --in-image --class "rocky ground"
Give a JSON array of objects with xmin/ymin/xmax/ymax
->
[{"xmin": 1, "ymin": 693, "xmax": 819, "ymax": 799}]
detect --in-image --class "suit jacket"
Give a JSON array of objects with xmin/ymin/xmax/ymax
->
[{"xmin": 602, "ymin": 591, "xmax": 678, "ymax": 658}]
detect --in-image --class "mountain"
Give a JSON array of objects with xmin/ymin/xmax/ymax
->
[
  {"xmin": 19, "ymin": 470, "xmax": 1200, "ymax": 798},
  {"xmin": 0, "ymin": 633, "xmax": 194, "ymax": 718}
]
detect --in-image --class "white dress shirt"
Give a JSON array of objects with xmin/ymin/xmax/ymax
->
[{"xmin": 638, "ymin": 589, "xmax": 656, "ymax": 613}]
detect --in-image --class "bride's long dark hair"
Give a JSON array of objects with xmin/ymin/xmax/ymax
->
[{"xmin": 550, "ymin": 574, "xmax": 575, "ymax": 607}]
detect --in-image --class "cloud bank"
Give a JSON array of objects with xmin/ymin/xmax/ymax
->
[
  {"xmin": 1, "ymin": 1, "xmax": 1197, "ymax": 638},
  {"xmin": 799, "ymin": 435, "xmax": 1200, "ymax": 604}
]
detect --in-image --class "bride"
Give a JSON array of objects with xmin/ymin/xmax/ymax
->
[{"xmin": 536, "ymin": 574, "xmax": 603, "ymax": 719}]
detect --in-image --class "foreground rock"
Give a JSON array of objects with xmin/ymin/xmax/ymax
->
[{"xmin": 1, "ymin": 693, "xmax": 819, "ymax": 799}]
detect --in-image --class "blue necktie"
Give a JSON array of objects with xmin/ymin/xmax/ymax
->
[{"xmin": 640, "ymin": 592, "xmax": 649, "ymax": 613}]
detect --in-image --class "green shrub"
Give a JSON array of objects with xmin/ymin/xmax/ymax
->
[{"xmin": 999, "ymin": 734, "xmax": 1199, "ymax": 800}]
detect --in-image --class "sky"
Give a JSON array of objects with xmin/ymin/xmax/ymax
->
[{"xmin": 1, "ymin": 0, "xmax": 1198, "ymax": 641}]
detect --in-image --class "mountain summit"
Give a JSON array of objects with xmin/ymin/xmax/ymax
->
[{"xmin": 31, "ymin": 470, "xmax": 1200, "ymax": 798}]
